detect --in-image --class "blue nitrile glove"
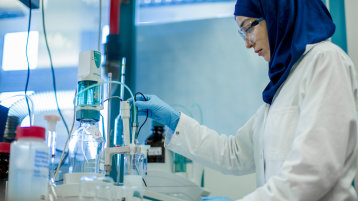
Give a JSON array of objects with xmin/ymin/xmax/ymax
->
[
  {"xmin": 130, "ymin": 95, "xmax": 180, "ymax": 132},
  {"xmin": 202, "ymin": 196, "xmax": 233, "ymax": 201}
]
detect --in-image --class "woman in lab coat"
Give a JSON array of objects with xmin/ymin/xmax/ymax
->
[{"xmin": 133, "ymin": 0, "xmax": 358, "ymax": 200}]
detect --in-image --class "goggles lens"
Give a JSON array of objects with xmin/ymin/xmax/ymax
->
[{"xmin": 238, "ymin": 17, "xmax": 264, "ymax": 42}]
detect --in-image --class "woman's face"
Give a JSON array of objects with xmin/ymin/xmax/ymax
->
[{"xmin": 236, "ymin": 16, "xmax": 271, "ymax": 62}]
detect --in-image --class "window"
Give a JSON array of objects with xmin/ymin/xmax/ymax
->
[{"xmin": 2, "ymin": 31, "xmax": 39, "ymax": 71}]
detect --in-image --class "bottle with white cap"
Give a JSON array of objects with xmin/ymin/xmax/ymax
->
[
  {"xmin": 7, "ymin": 126, "xmax": 49, "ymax": 201},
  {"xmin": 44, "ymin": 115, "xmax": 61, "ymax": 183}
]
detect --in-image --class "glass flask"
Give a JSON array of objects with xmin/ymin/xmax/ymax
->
[{"xmin": 68, "ymin": 120, "xmax": 104, "ymax": 173}]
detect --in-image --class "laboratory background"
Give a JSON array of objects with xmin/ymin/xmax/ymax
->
[{"xmin": 0, "ymin": 0, "xmax": 357, "ymax": 200}]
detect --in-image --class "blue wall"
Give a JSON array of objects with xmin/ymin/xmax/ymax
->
[{"xmin": 329, "ymin": 0, "xmax": 348, "ymax": 53}]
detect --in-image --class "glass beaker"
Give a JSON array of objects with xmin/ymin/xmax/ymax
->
[
  {"xmin": 124, "ymin": 153, "xmax": 147, "ymax": 177},
  {"xmin": 123, "ymin": 153, "xmax": 146, "ymax": 194}
]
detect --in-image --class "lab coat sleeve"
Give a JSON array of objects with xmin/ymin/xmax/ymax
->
[
  {"xmin": 240, "ymin": 47, "xmax": 358, "ymax": 200},
  {"xmin": 165, "ymin": 111, "xmax": 257, "ymax": 175}
]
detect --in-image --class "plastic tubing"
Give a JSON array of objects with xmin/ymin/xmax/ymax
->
[
  {"xmin": 0, "ymin": 94, "xmax": 35, "ymax": 125},
  {"xmin": 76, "ymin": 80, "xmax": 137, "ymax": 127}
]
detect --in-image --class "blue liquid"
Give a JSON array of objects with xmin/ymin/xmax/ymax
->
[{"xmin": 77, "ymin": 81, "xmax": 100, "ymax": 107}]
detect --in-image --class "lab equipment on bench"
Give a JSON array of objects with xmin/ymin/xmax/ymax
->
[
  {"xmin": 53, "ymin": 52, "xmax": 166, "ymax": 200},
  {"xmin": 56, "ymin": 97, "xmax": 181, "ymax": 201},
  {"xmin": 17, "ymin": 50, "xmax": 192, "ymax": 201},
  {"xmin": 103, "ymin": 100, "xmax": 150, "ymax": 191},
  {"xmin": 68, "ymin": 50, "xmax": 105, "ymax": 174}
]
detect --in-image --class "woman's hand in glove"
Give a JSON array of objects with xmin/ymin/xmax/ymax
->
[{"xmin": 130, "ymin": 94, "xmax": 180, "ymax": 132}]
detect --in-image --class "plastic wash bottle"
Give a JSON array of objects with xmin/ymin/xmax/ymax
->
[{"xmin": 7, "ymin": 126, "xmax": 49, "ymax": 201}]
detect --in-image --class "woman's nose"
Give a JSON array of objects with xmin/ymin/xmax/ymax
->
[{"xmin": 245, "ymin": 40, "xmax": 254, "ymax": 49}]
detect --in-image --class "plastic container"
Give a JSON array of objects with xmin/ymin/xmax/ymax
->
[
  {"xmin": 68, "ymin": 121, "xmax": 104, "ymax": 174},
  {"xmin": 7, "ymin": 126, "xmax": 49, "ymax": 201},
  {"xmin": 0, "ymin": 142, "xmax": 10, "ymax": 201}
]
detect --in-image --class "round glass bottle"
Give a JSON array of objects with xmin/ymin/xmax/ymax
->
[{"xmin": 68, "ymin": 120, "xmax": 104, "ymax": 173}]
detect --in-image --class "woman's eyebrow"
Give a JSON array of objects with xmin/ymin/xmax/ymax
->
[{"xmin": 240, "ymin": 18, "xmax": 250, "ymax": 28}]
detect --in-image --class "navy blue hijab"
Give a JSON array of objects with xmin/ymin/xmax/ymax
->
[{"xmin": 234, "ymin": 0, "xmax": 335, "ymax": 104}]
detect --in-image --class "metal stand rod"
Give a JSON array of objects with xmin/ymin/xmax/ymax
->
[{"xmin": 107, "ymin": 73, "xmax": 112, "ymax": 149}]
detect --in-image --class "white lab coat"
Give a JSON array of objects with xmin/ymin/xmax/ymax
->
[{"xmin": 165, "ymin": 41, "xmax": 358, "ymax": 201}]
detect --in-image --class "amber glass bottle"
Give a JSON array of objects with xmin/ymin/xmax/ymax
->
[{"xmin": 146, "ymin": 121, "xmax": 165, "ymax": 163}]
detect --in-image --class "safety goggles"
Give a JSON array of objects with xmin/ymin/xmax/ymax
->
[{"xmin": 238, "ymin": 17, "xmax": 264, "ymax": 42}]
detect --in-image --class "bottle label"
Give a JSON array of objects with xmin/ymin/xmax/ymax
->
[
  {"xmin": 34, "ymin": 150, "xmax": 49, "ymax": 178},
  {"xmin": 88, "ymin": 125, "xmax": 102, "ymax": 138},
  {"xmin": 7, "ymin": 147, "xmax": 49, "ymax": 201},
  {"xmin": 148, "ymin": 147, "xmax": 162, "ymax": 156}
]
